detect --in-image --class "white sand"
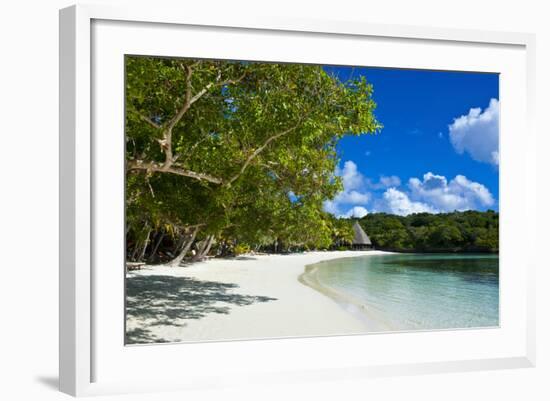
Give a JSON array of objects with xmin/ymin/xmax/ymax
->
[{"xmin": 126, "ymin": 250, "xmax": 392, "ymax": 344}]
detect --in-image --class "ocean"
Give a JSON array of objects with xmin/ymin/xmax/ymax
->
[{"xmin": 302, "ymin": 253, "xmax": 499, "ymax": 331}]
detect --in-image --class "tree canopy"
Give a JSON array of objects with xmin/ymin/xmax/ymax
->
[
  {"xmin": 358, "ymin": 210, "xmax": 499, "ymax": 253},
  {"xmin": 125, "ymin": 56, "xmax": 381, "ymax": 263}
]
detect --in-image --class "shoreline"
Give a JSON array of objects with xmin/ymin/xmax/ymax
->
[
  {"xmin": 369, "ymin": 249, "xmax": 499, "ymax": 254},
  {"xmin": 125, "ymin": 250, "xmax": 393, "ymax": 344},
  {"xmin": 298, "ymin": 262, "xmax": 396, "ymax": 332}
]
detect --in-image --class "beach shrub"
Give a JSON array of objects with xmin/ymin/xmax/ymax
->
[{"xmin": 234, "ymin": 244, "xmax": 251, "ymax": 256}]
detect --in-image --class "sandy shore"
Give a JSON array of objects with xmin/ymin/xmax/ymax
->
[{"xmin": 126, "ymin": 250, "xmax": 392, "ymax": 344}]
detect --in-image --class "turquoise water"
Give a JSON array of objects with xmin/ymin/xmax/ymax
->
[{"xmin": 305, "ymin": 254, "xmax": 499, "ymax": 331}]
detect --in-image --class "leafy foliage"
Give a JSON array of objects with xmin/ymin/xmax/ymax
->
[
  {"xmin": 125, "ymin": 56, "xmax": 380, "ymax": 262},
  {"xmin": 358, "ymin": 210, "xmax": 499, "ymax": 252},
  {"xmin": 124, "ymin": 56, "xmax": 498, "ymax": 262}
]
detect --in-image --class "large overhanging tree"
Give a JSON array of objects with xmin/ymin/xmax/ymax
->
[{"xmin": 125, "ymin": 56, "xmax": 381, "ymax": 264}]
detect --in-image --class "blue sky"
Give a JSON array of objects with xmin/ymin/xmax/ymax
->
[{"xmin": 322, "ymin": 66, "xmax": 499, "ymax": 217}]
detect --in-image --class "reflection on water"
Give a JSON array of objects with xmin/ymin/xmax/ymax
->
[{"xmin": 306, "ymin": 254, "xmax": 499, "ymax": 331}]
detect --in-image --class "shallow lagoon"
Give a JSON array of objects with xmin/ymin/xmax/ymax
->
[{"xmin": 304, "ymin": 253, "xmax": 499, "ymax": 331}]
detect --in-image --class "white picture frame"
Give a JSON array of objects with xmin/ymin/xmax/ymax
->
[{"xmin": 59, "ymin": 4, "xmax": 536, "ymax": 397}]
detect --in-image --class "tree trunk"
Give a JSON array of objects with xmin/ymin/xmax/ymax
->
[
  {"xmin": 138, "ymin": 228, "xmax": 152, "ymax": 262},
  {"xmin": 147, "ymin": 230, "xmax": 165, "ymax": 263},
  {"xmin": 171, "ymin": 235, "xmax": 186, "ymax": 255},
  {"xmin": 201, "ymin": 235, "xmax": 214, "ymax": 259},
  {"xmin": 168, "ymin": 227, "xmax": 199, "ymax": 267},
  {"xmin": 192, "ymin": 235, "xmax": 214, "ymax": 262},
  {"xmin": 130, "ymin": 240, "xmax": 141, "ymax": 262},
  {"xmin": 192, "ymin": 238, "xmax": 208, "ymax": 262}
]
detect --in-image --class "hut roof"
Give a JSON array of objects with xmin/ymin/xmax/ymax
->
[{"xmin": 352, "ymin": 221, "xmax": 372, "ymax": 245}]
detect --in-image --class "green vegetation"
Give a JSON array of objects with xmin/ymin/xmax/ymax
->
[
  {"xmin": 125, "ymin": 56, "xmax": 380, "ymax": 264},
  {"xmin": 358, "ymin": 210, "xmax": 499, "ymax": 253},
  {"xmin": 124, "ymin": 56, "xmax": 498, "ymax": 264}
]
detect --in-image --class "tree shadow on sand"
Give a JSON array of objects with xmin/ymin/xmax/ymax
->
[{"xmin": 125, "ymin": 275, "xmax": 277, "ymax": 344}]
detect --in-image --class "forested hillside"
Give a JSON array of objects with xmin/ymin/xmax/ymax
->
[{"xmin": 359, "ymin": 210, "xmax": 499, "ymax": 253}]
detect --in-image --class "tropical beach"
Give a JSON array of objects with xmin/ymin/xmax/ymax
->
[
  {"xmin": 126, "ymin": 251, "xmax": 392, "ymax": 344},
  {"xmin": 124, "ymin": 56, "xmax": 500, "ymax": 344},
  {"xmin": 126, "ymin": 248, "xmax": 498, "ymax": 344}
]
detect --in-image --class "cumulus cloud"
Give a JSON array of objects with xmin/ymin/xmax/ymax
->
[
  {"xmin": 383, "ymin": 188, "xmax": 437, "ymax": 216},
  {"xmin": 338, "ymin": 160, "xmax": 365, "ymax": 191},
  {"xmin": 450, "ymin": 175, "xmax": 495, "ymax": 206},
  {"xmin": 448, "ymin": 98, "xmax": 499, "ymax": 166},
  {"xmin": 322, "ymin": 162, "xmax": 495, "ymax": 218},
  {"xmin": 323, "ymin": 160, "xmax": 372, "ymax": 217},
  {"xmin": 408, "ymin": 172, "xmax": 494, "ymax": 212},
  {"xmin": 379, "ymin": 175, "xmax": 401, "ymax": 188},
  {"xmin": 323, "ymin": 199, "xmax": 340, "ymax": 215},
  {"xmin": 343, "ymin": 206, "xmax": 369, "ymax": 218},
  {"xmin": 335, "ymin": 190, "xmax": 370, "ymax": 204}
]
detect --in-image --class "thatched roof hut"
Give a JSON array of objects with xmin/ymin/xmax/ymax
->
[{"xmin": 352, "ymin": 221, "xmax": 372, "ymax": 249}]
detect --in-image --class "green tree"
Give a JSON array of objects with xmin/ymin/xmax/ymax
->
[
  {"xmin": 359, "ymin": 211, "xmax": 498, "ymax": 253},
  {"xmin": 427, "ymin": 224, "xmax": 463, "ymax": 248},
  {"xmin": 125, "ymin": 56, "xmax": 381, "ymax": 263}
]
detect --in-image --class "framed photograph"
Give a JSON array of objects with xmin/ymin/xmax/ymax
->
[{"xmin": 59, "ymin": 4, "xmax": 536, "ymax": 396}]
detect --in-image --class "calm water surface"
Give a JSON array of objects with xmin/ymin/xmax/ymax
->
[{"xmin": 306, "ymin": 254, "xmax": 499, "ymax": 331}]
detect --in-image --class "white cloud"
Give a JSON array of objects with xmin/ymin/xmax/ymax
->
[
  {"xmin": 324, "ymin": 160, "xmax": 371, "ymax": 217},
  {"xmin": 383, "ymin": 188, "xmax": 437, "ymax": 216},
  {"xmin": 408, "ymin": 172, "xmax": 494, "ymax": 212},
  {"xmin": 450, "ymin": 174, "xmax": 495, "ymax": 207},
  {"xmin": 324, "ymin": 163, "xmax": 495, "ymax": 217},
  {"xmin": 363, "ymin": 175, "xmax": 402, "ymax": 190},
  {"xmin": 379, "ymin": 175, "xmax": 401, "ymax": 188},
  {"xmin": 323, "ymin": 199, "xmax": 340, "ymax": 215},
  {"xmin": 343, "ymin": 206, "xmax": 369, "ymax": 218},
  {"xmin": 448, "ymin": 98, "xmax": 499, "ymax": 166},
  {"xmin": 338, "ymin": 160, "xmax": 365, "ymax": 191},
  {"xmin": 491, "ymin": 151, "xmax": 499, "ymax": 165},
  {"xmin": 335, "ymin": 190, "xmax": 370, "ymax": 204}
]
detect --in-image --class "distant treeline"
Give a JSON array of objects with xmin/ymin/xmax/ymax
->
[{"xmin": 358, "ymin": 210, "xmax": 499, "ymax": 253}]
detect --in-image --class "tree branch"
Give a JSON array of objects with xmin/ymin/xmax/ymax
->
[
  {"xmin": 129, "ymin": 66, "xmax": 251, "ymax": 186},
  {"xmin": 138, "ymin": 113, "xmax": 161, "ymax": 129},
  {"xmin": 157, "ymin": 67, "xmax": 246, "ymax": 170},
  {"xmin": 164, "ymin": 64, "xmax": 246, "ymax": 132},
  {"xmin": 225, "ymin": 120, "xmax": 304, "ymax": 187},
  {"xmin": 165, "ymin": 63, "xmax": 195, "ymax": 132},
  {"xmin": 189, "ymin": 71, "xmax": 247, "ymax": 105},
  {"xmin": 127, "ymin": 160, "xmax": 223, "ymax": 184},
  {"xmin": 128, "ymin": 106, "xmax": 162, "ymax": 130}
]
